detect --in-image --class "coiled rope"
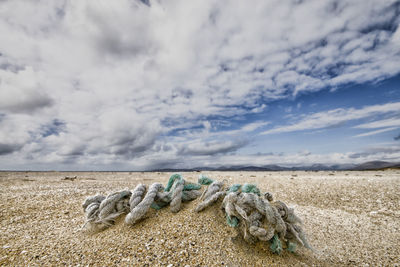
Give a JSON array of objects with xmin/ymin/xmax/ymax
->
[{"xmin": 81, "ymin": 173, "xmax": 311, "ymax": 254}]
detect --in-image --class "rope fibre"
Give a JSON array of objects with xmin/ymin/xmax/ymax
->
[{"xmin": 81, "ymin": 173, "xmax": 311, "ymax": 254}]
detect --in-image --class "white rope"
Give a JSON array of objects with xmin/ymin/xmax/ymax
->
[
  {"xmin": 195, "ymin": 180, "xmax": 226, "ymax": 212},
  {"xmin": 97, "ymin": 190, "xmax": 131, "ymax": 226},
  {"xmin": 195, "ymin": 191, "xmax": 226, "ymax": 212},
  {"xmin": 169, "ymin": 179, "xmax": 184, "ymax": 213},
  {"xmin": 125, "ymin": 183, "xmax": 163, "ymax": 225},
  {"xmin": 129, "ymin": 184, "xmax": 147, "ymax": 209}
]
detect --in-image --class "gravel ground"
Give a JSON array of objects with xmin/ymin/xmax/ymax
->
[{"xmin": 0, "ymin": 170, "xmax": 399, "ymax": 266}]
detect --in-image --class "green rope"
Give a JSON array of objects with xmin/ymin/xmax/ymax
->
[
  {"xmin": 120, "ymin": 191, "xmax": 131, "ymax": 198},
  {"xmin": 164, "ymin": 173, "xmax": 183, "ymax": 192},
  {"xmin": 150, "ymin": 201, "xmax": 169, "ymax": 210},
  {"xmin": 183, "ymin": 183, "xmax": 202, "ymax": 191},
  {"xmin": 198, "ymin": 174, "xmax": 214, "ymax": 185},
  {"xmin": 168, "ymin": 177, "xmax": 184, "ymax": 202},
  {"xmin": 269, "ymin": 234, "xmax": 283, "ymax": 254},
  {"xmin": 152, "ymin": 174, "xmax": 201, "ymax": 210},
  {"xmin": 226, "ymin": 214, "xmax": 239, "ymax": 227},
  {"xmin": 151, "ymin": 173, "xmax": 184, "ymax": 210},
  {"xmin": 242, "ymin": 183, "xmax": 261, "ymax": 196},
  {"xmin": 287, "ymin": 241, "xmax": 297, "ymax": 253},
  {"xmin": 228, "ymin": 184, "xmax": 241, "ymax": 193}
]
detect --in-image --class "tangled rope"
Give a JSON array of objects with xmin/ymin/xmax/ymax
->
[
  {"xmin": 82, "ymin": 174, "xmax": 202, "ymax": 229},
  {"xmin": 81, "ymin": 173, "xmax": 311, "ymax": 254},
  {"xmin": 195, "ymin": 177, "xmax": 312, "ymax": 253}
]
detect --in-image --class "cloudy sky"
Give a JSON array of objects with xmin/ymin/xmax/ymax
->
[{"xmin": 1, "ymin": 0, "xmax": 400, "ymax": 170}]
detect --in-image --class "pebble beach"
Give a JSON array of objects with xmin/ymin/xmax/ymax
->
[{"xmin": 1, "ymin": 170, "xmax": 399, "ymax": 266}]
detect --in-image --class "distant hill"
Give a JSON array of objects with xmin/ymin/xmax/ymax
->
[
  {"xmin": 351, "ymin": 161, "xmax": 400, "ymax": 170},
  {"xmin": 151, "ymin": 161, "xmax": 400, "ymax": 172},
  {"xmin": 153, "ymin": 165, "xmax": 286, "ymax": 172}
]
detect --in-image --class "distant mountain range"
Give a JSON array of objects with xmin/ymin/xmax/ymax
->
[
  {"xmin": 350, "ymin": 161, "xmax": 400, "ymax": 170},
  {"xmin": 151, "ymin": 161, "xmax": 400, "ymax": 172}
]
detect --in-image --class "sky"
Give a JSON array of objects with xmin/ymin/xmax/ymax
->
[{"xmin": 0, "ymin": 0, "xmax": 400, "ymax": 171}]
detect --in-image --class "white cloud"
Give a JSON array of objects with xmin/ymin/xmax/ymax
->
[
  {"xmin": 261, "ymin": 102, "xmax": 400, "ymax": 135},
  {"xmin": 354, "ymin": 127, "xmax": 398, "ymax": 138},
  {"xmin": 0, "ymin": 67, "xmax": 53, "ymax": 113},
  {"xmin": 178, "ymin": 139, "xmax": 248, "ymax": 156},
  {"xmin": 0, "ymin": 0, "xmax": 400, "ymax": 169},
  {"xmin": 354, "ymin": 117, "xmax": 400, "ymax": 129}
]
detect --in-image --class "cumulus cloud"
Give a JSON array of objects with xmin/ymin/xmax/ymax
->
[
  {"xmin": 349, "ymin": 144, "xmax": 400, "ymax": 159},
  {"xmin": 0, "ymin": 143, "xmax": 23, "ymax": 155},
  {"xmin": 0, "ymin": 0, "xmax": 400, "ymax": 169},
  {"xmin": 0, "ymin": 67, "xmax": 53, "ymax": 113},
  {"xmin": 178, "ymin": 139, "xmax": 248, "ymax": 156}
]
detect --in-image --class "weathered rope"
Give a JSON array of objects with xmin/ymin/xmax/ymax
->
[
  {"xmin": 82, "ymin": 190, "xmax": 131, "ymax": 231},
  {"xmin": 81, "ymin": 173, "xmax": 311, "ymax": 255},
  {"xmin": 129, "ymin": 184, "xmax": 147, "ymax": 209},
  {"xmin": 125, "ymin": 183, "xmax": 163, "ymax": 225},
  {"xmin": 150, "ymin": 174, "xmax": 202, "ymax": 211},
  {"xmin": 82, "ymin": 195, "xmax": 105, "ymax": 211},
  {"xmin": 169, "ymin": 177, "xmax": 184, "ymax": 213},
  {"xmin": 82, "ymin": 174, "xmax": 203, "ymax": 229},
  {"xmin": 97, "ymin": 190, "xmax": 131, "ymax": 225},
  {"xmin": 195, "ymin": 177, "xmax": 226, "ymax": 212},
  {"xmin": 219, "ymin": 183, "xmax": 310, "ymax": 254}
]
